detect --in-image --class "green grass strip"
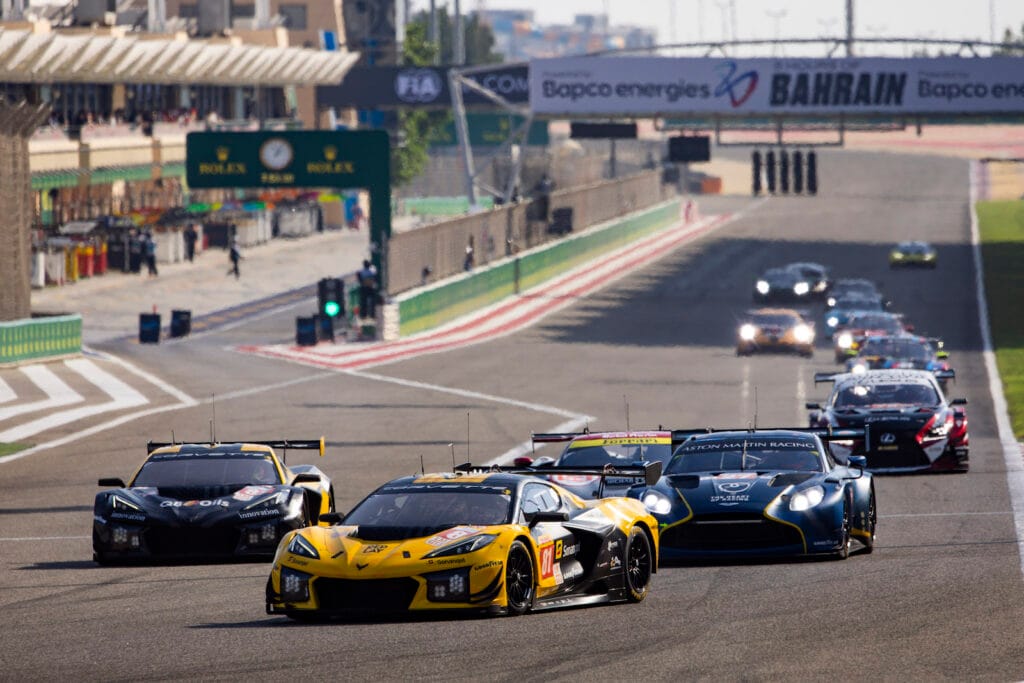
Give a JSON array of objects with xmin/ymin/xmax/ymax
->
[
  {"xmin": 976, "ymin": 200, "xmax": 1024, "ymax": 438},
  {"xmin": 0, "ymin": 443, "xmax": 31, "ymax": 458}
]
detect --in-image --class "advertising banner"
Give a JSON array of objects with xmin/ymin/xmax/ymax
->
[
  {"xmin": 317, "ymin": 64, "xmax": 529, "ymax": 109},
  {"xmin": 529, "ymin": 56, "xmax": 1024, "ymax": 116}
]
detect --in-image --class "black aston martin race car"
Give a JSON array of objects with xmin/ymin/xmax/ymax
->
[
  {"xmin": 807, "ymin": 370, "xmax": 968, "ymax": 473},
  {"xmin": 93, "ymin": 438, "xmax": 334, "ymax": 563}
]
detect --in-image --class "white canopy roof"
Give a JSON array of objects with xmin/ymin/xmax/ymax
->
[{"xmin": 0, "ymin": 28, "xmax": 359, "ymax": 86}]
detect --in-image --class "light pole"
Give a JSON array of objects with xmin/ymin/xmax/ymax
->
[{"xmin": 765, "ymin": 8, "xmax": 787, "ymax": 56}]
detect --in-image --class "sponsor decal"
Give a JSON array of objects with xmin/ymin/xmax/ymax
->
[
  {"xmin": 610, "ymin": 556, "xmax": 622, "ymax": 569},
  {"xmin": 361, "ymin": 544, "xmax": 387, "ymax": 554},
  {"xmin": 160, "ymin": 499, "xmax": 229, "ymax": 508},
  {"xmin": 683, "ymin": 440, "xmax": 813, "ymax": 452},
  {"xmin": 714, "ymin": 61, "xmax": 759, "ymax": 107},
  {"xmin": 709, "ymin": 494, "xmax": 751, "ymax": 505},
  {"xmin": 395, "ymin": 69, "xmax": 443, "ymax": 103},
  {"xmin": 553, "ymin": 562, "xmax": 564, "ymax": 585},
  {"xmin": 606, "ymin": 540, "xmax": 619, "ymax": 552},
  {"xmin": 714, "ymin": 472, "xmax": 758, "ymax": 480},
  {"xmin": 473, "ymin": 560, "xmax": 501, "ymax": 571},
  {"xmin": 559, "ymin": 542, "xmax": 579, "ymax": 559},
  {"xmin": 426, "ymin": 526, "xmax": 482, "ymax": 547},
  {"xmin": 238, "ymin": 508, "xmax": 281, "ymax": 520},
  {"xmin": 233, "ymin": 485, "xmax": 276, "ymax": 502},
  {"xmin": 715, "ymin": 481, "xmax": 754, "ymax": 494},
  {"xmin": 561, "ymin": 562, "xmax": 583, "ymax": 582},
  {"xmin": 432, "ymin": 557, "xmax": 467, "ymax": 566},
  {"xmin": 769, "ymin": 70, "xmax": 906, "ymax": 107},
  {"xmin": 880, "ymin": 433, "xmax": 897, "ymax": 444},
  {"xmin": 110, "ymin": 512, "xmax": 146, "ymax": 522}
]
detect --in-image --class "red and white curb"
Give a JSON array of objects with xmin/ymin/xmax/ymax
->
[{"xmin": 234, "ymin": 210, "xmax": 742, "ymax": 372}]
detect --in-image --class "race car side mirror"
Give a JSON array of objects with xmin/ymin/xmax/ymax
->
[
  {"xmin": 513, "ymin": 456, "xmax": 534, "ymax": 467},
  {"xmin": 98, "ymin": 478, "xmax": 126, "ymax": 487},
  {"xmin": 950, "ymin": 398, "xmax": 968, "ymax": 406},
  {"xmin": 319, "ymin": 512, "xmax": 344, "ymax": 525},
  {"xmin": 805, "ymin": 402, "xmax": 821, "ymax": 409},
  {"xmin": 292, "ymin": 473, "xmax": 320, "ymax": 485},
  {"xmin": 526, "ymin": 510, "xmax": 569, "ymax": 527},
  {"xmin": 905, "ymin": 324, "xmax": 916, "ymax": 332}
]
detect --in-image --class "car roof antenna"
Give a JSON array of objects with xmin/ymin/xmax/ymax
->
[
  {"xmin": 450, "ymin": 442, "xmax": 456, "ymax": 470},
  {"xmin": 753, "ymin": 386, "xmax": 759, "ymax": 430},
  {"xmin": 209, "ymin": 394, "xmax": 217, "ymax": 444},
  {"xmin": 624, "ymin": 395, "xmax": 631, "ymax": 434},
  {"xmin": 466, "ymin": 411, "xmax": 471, "ymax": 462},
  {"xmin": 171, "ymin": 429, "xmax": 176, "ymax": 445}
]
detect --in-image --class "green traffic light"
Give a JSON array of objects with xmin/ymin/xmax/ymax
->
[{"xmin": 324, "ymin": 301, "xmax": 341, "ymax": 317}]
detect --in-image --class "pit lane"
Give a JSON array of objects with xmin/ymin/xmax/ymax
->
[{"xmin": 1, "ymin": 151, "xmax": 1022, "ymax": 680}]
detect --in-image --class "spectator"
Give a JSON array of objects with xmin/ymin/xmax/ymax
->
[
  {"xmin": 226, "ymin": 238, "xmax": 242, "ymax": 279},
  {"xmin": 463, "ymin": 237, "xmax": 475, "ymax": 271},
  {"xmin": 183, "ymin": 224, "xmax": 198, "ymax": 262},
  {"xmin": 357, "ymin": 259, "xmax": 378, "ymax": 320},
  {"xmin": 143, "ymin": 231, "xmax": 158, "ymax": 277}
]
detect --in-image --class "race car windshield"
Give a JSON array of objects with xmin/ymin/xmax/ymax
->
[
  {"xmin": 666, "ymin": 441, "xmax": 822, "ymax": 473},
  {"xmin": 750, "ymin": 314, "xmax": 799, "ymax": 327},
  {"xmin": 834, "ymin": 297, "xmax": 882, "ymax": 311},
  {"xmin": 834, "ymin": 382, "xmax": 939, "ymax": 408},
  {"xmin": 560, "ymin": 443, "xmax": 673, "ymax": 466},
  {"xmin": 345, "ymin": 491, "xmax": 512, "ymax": 528},
  {"xmin": 847, "ymin": 314, "xmax": 902, "ymax": 333},
  {"xmin": 132, "ymin": 455, "xmax": 280, "ymax": 487},
  {"xmin": 860, "ymin": 339, "xmax": 931, "ymax": 361}
]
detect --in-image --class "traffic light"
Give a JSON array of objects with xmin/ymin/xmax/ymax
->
[{"xmin": 317, "ymin": 277, "xmax": 344, "ymax": 318}]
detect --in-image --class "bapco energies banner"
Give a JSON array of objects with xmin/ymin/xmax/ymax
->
[{"xmin": 529, "ymin": 56, "xmax": 1024, "ymax": 116}]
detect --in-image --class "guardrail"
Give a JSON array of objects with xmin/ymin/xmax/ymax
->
[
  {"xmin": 386, "ymin": 199, "xmax": 683, "ymax": 339},
  {"xmin": 0, "ymin": 314, "xmax": 82, "ymax": 365}
]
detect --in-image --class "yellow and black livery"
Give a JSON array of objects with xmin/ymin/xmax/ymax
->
[{"xmin": 266, "ymin": 464, "xmax": 660, "ymax": 619}]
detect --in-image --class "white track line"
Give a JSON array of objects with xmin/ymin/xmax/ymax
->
[
  {"xmin": 0, "ymin": 377, "xmax": 15, "ymax": 404},
  {"xmin": 0, "ymin": 365, "xmax": 83, "ymax": 422},
  {"xmin": 969, "ymin": 159, "xmax": 1024, "ymax": 579},
  {"xmin": 0, "ymin": 359, "xmax": 149, "ymax": 443},
  {"xmin": 87, "ymin": 348, "xmax": 197, "ymax": 406}
]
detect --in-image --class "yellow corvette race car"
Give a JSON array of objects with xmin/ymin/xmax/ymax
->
[
  {"xmin": 266, "ymin": 465, "xmax": 661, "ymax": 619},
  {"xmin": 889, "ymin": 240, "xmax": 937, "ymax": 268}
]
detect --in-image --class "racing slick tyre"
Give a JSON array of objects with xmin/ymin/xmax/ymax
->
[
  {"xmin": 833, "ymin": 496, "xmax": 852, "ymax": 560},
  {"xmin": 624, "ymin": 527, "xmax": 654, "ymax": 603},
  {"xmin": 861, "ymin": 489, "xmax": 877, "ymax": 554},
  {"xmin": 505, "ymin": 540, "xmax": 535, "ymax": 616}
]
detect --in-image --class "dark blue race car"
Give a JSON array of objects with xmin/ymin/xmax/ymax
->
[{"xmin": 629, "ymin": 428, "xmax": 876, "ymax": 562}]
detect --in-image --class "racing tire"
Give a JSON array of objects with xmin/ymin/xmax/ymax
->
[
  {"xmin": 624, "ymin": 527, "xmax": 653, "ymax": 603},
  {"xmin": 861, "ymin": 489, "xmax": 877, "ymax": 554},
  {"xmin": 833, "ymin": 496, "xmax": 852, "ymax": 560},
  {"xmin": 504, "ymin": 540, "xmax": 534, "ymax": 616}
]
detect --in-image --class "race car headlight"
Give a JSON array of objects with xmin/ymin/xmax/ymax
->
[
  {"xmin": 426, "ymin": 567, "xmax": 471, "ymax": 602},
  {"xmin": 756, "ymin": 280, "xmax": 770, "ymax": 294},
  {"xmin": 837, "ymin": 332, "xmax": 854, "ymax": 349},
  {"xmin": 813, "ymin": 280, "xmax": 828, "ymax": 292},
  {"xmin": 788, "ymin": 485, "xmax": 825, "ymax": 512},
  {"xmin": 244, "ymin": 491, "xmax": 287, "ymax": 510},
  {"xmin": 924, "ymin": 253, "xmax": 935, "ymax": 260},
  {"xmin": 111, "ymin": 495, "xmax": 141, "ymax": 512},
  {"xmin": 739, "ymin": 324, "xmax": 757, "ymax": 341},
  {"xmin": 827, "ymin": 296, "xmax": 837, "ymax": 307},
  {"xmin": 286, "ymin": 534, "xmax": 320, "ymax": 559},
  {"xmin": 425, "ymin": 533, "xmax": 498, "ymax": 558},
  {"xmin": 279, "ymin": 567, "xmax": 311, "ymax": 602},
  {"xmin": 827, "ymin": 316, "xmax": 839, "ymax": 328},
  {"xmin": 642, "ymin": 491, "xmax": 673, "ymax": 516},
  {"xmin": 891, "ymin": 251, "xmax": 904, "ymax": 260},
  {"xmin": 793, "ymin": 324, "xmax": 814, "ymax": 343},
  {"xmin": 793, "ymin": 282, "xmax": 810, "ymax": 296},
  {"xmin": 850, "ymin": 363, "xmax": 868, "ymax": 375}
]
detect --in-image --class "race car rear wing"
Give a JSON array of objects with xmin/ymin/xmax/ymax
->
[
  {"xmin": 531, "ymin": 432, "xmax": 586, "ymax": 444},
  {"xmin": 455, "ymin": 461, "xmax": 663, "ymax": 490},
  {"xmin": 934, "ymin": 369, "xmax": 955, "ymax": 382},
  {"xmin": 146, "ymin": 437, "xmax": 325, "ymax": 463},
  {"xmin": 814, "ymin": 372, "xmax": 843, "ymax": 384},
  {"xmin": 670, "ymin": 427, "xmax": 866, "ymax": 451}
]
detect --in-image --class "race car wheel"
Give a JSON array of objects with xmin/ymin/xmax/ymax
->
[
  {"xmin": 624, "ymin": 527, "xmax": 653, "ymax": 603},
  {"xmin": 861, "ymin": 489, "xmax": 877, "ymax": 554},
  {"xmin": 505, "ymin": 540, "xmax": 534, "ymax": 616},
  {"xmin": 834, "ymin": 496, "xmax": 852, "ymax": 560}
]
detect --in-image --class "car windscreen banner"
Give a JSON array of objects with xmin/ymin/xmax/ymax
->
[
  {"xmin": 529, "ymin": 56, "xmax": 1024, "ymax": 116},
  {"xmin": 317, "ymin": 64, "xmax": 529, "ymax": 109}
]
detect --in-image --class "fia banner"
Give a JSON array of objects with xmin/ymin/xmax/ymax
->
[
  {"xmin": 317, "ymin": 64, "xmax": 529, "ymax": 109},
  {"xmin": 529, "ymin": 56, "xmax": 1024, "ymax": 116}
]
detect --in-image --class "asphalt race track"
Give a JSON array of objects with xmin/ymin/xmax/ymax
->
[{"xmin": 2, "ymin": 150, "xmax": 1023, "ymax": 681}]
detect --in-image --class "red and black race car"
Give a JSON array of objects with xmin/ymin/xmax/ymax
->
[{"xmin": 807, "ymin": 369, "xmax": 968, "ymax": 473}]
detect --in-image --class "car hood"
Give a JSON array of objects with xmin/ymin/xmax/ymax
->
[
  {"xmin": 294, "ymin": 524, "xmax": 499, "ymax": 571},
  {"xmin": 102, "ymin": 484, "xmax": 294, "ymax": 523},
  {"xmin": 662, "ymin": 471, "xmax": 817, "ymax": 513}
]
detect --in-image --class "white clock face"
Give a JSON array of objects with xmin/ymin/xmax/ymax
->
[{"xmin": 259, "ymin": 138, "xmax": 294, "ymax": 170}]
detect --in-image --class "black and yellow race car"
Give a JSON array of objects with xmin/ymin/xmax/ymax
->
[
  {"xmin": 93, "ymin": 438, "xmax": 334, "ymax": 564},
  {"xmin": 266, "ymin": 464, "xmax": 661, "ymax": 619},
  {"xmin": 889, "ymin": 240, "xmax": 937, "ymax": 268}
]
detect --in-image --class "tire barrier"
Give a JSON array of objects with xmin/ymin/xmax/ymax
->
[
  {"xmin": 807, "ymin": 151, "xmax": 818, "ymax": 195},
  {"xmin": 765, "ymin": 150, "xmax": 777, "ymax": 194},
  {"xmin": 139, "ymin": 313, "xmax": 161, "ymax": 344},
  {"xmin": 752, "ymin": 151, "xmax": 762, "ymax": 196},
  {"xmin": 751, "ymin": 150, "xmax": 816, "ymax": 196},
  {"xmin": 779, "ymin": 151, "xmax": 790, "ymax": 195},
  {"xmin": 170, "ymin": 310, "xmax": 192, "ymax": 338},
  {"xmin": 793, "ymin": 151, "xmax": 804, "ymax": 194}
]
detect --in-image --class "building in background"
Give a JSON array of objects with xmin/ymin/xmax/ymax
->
[{"xmin": 478, "ymin": 9, "xmax": 655, "ymax": 60}]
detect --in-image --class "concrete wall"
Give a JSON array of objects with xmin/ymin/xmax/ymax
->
[{"xmin": 386, "ymin": 169, "xmax": 676, "ymax": 294}]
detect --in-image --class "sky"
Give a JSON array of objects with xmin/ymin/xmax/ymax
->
[{"xmin": 409, "ymin": 0, "xmax": 1024, "ymax": 49}]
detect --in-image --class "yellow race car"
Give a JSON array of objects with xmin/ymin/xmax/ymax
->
[
  {"xmin": 889, "ymin": 240, "xmax": 937, "ymax": 268},
  {"xmin": 736, "ymin": 307, "xmax": 815, "ymax": 357},
  {"xmin": 266, "ymin": 465, "xmax": 661, "ymax": 619}
]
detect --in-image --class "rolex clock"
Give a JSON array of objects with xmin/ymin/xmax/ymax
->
[{"xmin": 259, "ymin": 137, "xmax": 294, "ymax": 170}]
